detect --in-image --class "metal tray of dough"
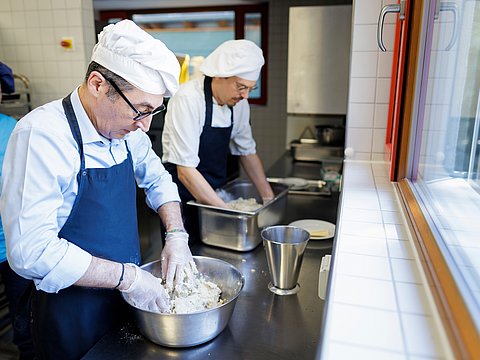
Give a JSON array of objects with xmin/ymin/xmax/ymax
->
[{"xmin": 187, "ymin": 179, "xmax": 288, "ymax": 252}]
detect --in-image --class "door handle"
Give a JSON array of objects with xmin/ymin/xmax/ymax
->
[
  {"xmin": 377, "ymin": 0, "xmax": 406, "ymax": 52},
  {"xmin": 434, "ymin": 1, "xmax": 459, "ymax": 51}
]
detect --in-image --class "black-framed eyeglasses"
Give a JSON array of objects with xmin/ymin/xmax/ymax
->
[
  {"xmin": 235, "ymin": 81, "xmax": 258, "ymax": 93},
  {"xmin": 101, "ymin": 74, "xmax": 166, "ymax": 121}
]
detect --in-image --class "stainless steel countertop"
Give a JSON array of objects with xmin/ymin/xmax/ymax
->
[
  {"xmin": 83, "ymin": 242, "xmax": 333, "ymax": 360},
  {"xmin": 83, "ymin": 153, "xmax": 340, "ymax": 360}
]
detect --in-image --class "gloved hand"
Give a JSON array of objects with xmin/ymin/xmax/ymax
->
[
  {"xmin": 161, "ymin": 231, "xmax": 193, "ymax": 289},
  {"xmin": 121, "ymin": 264, "xmax": 170, "ymax": 313}
]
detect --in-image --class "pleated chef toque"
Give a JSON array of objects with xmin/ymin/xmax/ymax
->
[
  {"xmin": 200, "ymin": 40, "xmax": 264, "ymax": 81},
  {"xmin": 91, "ymin": 19, "xmax": 180, "ymax": 96}
]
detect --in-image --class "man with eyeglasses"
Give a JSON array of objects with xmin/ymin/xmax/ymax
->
[
  {"xmin": 162, "ymin": 39, "xmax": 274, "ymax": 245},
  {"xmin": 1, "ymin": 20, "xmax": 192, "ymax": 359}
]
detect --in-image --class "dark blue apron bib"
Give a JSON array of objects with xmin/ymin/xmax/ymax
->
[
  {"xmin": 166, "ymin": 76, "xmax": 233, "ymax": 201},
  {"xmin": 31, "ymin": 94, "xmax": 141, "ymax": 360},
  {"xmin": 165, "ymin": 76, "xmax": 233, "ymax": 242}
]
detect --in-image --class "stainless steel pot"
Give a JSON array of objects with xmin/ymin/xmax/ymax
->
[
  {"xmin": 122, "ymin": 256, "xmax": 244, "ymax": 347},
  {"xmin": 315, "ymin": 125, "xmax": 345, "ymax": 146}
]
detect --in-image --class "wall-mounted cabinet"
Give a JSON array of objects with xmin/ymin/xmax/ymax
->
[{"xmin": 287, "ymin": 5, "xmax": 352, "ymax": 115}]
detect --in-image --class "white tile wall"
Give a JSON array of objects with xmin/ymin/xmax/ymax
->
[
  {"xmin": 350, "ymin": 51, "xmax": 378, "ymax": 77},
  {"xmin": 345, "ymin": 0, "xmax": 395, "ymax": 161},
  {"xmin": 345, "ymin": 127, "xmax": 374, "ymax": 154},
  {"xmin": 0, "ymin": 0, "xmax": 95, "ymax": 109},
  {"xmin": 320, "ymin": 161, "xmax": 454, "ymax": 359},
  {"xmin": 348, "ymin": 103, "xmax": 374, "ymax": 128},
  {"xmin": 1, "ymin": 0, "xmax": 348, "ymax": 171}
]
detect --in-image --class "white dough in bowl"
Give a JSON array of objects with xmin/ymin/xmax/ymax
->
[{"xmin": 168, "ymin": 261, "xmax": 223, "ymax": 314}]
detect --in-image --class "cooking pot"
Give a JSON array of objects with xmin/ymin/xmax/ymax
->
[{"xmin": 315, "ymin": 125, "xmax": 345, "ymax": 146}]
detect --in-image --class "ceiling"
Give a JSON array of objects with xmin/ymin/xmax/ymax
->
[{"xmin": 92, "ymin": 0, "xmax": 264, "ymax": 11}]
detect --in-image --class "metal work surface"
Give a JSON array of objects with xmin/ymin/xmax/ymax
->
[
  {"xmin": 83, "ymin": 241, "xmax": 332, "ymax": 360},
  {"xmin": 83, "ymin": 153, "xmax": 339, "ymax": 360}
]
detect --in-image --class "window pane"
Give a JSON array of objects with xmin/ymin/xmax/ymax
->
[
  {"xmin": 133, "ymin": 12, "xmax": 235, "ymax": 79},
  {"xmin": 413, "ymin": 1, "xmax": 480, "ymax": 325},
  {"xmin": 244, "ymin": 12, "xmax": 262, "ymax": 99}
]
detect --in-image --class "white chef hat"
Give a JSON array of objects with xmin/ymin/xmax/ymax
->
[
  {"xmin": 91, "ymin": 19, "xmax": 180, "ymax": 96},
  {"xmin": 200, "ymin": 40, "xmax": 264, "ymax": 81}
]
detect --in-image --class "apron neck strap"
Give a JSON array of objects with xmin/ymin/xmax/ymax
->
[
  {"xmin": 62, "ymin": 94, "xmax": 85, "ymax": 170},
  {"xmin": 203, "ymin": 76, "xmax": 234, "ymax": 126}
]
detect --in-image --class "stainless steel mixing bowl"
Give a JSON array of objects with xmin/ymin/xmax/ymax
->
[{"xmin": 122, "ymin": 256, "xmax": 244, "ymax": 347}]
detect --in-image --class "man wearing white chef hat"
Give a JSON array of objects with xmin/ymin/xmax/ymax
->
[
  {"xmin": 162, "ymin": 39, "xmax": 274, "ymax": 244},
  {"xmin": 1, "ymin": 20, "xmax": 192, "ymax": 359}
]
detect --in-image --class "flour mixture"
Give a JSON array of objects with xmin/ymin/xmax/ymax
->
[
  {"xmin": 167, "ymin": 261, "xmax": 223, "ymax": 314},
  {"xmin": 226, "ymin": 197, "xmax": 262, "ymax": 211}
]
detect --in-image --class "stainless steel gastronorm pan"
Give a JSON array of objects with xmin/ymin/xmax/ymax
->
[{"xmin": 188, "ymin": 179, "xmax": 289, "ymax": 251}]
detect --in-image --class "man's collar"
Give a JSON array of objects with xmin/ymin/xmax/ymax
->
[{"xmin": 70, "ymin": 88, "xmax": 124, "ymax": 146}]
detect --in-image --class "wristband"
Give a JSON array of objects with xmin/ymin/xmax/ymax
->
[
  {"xmin": 113, "ymin": 263, "xmax": 125, "ymax": 290},
  {"xmin": 165, "ymin": 231, "xmax": 189, "ymax": 245},
  {"xmin": 165, "ymin": 227, "xmax": 186, "ymax": 237}
]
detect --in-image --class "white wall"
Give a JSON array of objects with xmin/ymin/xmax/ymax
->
[
  {"xmin": 345, "ymin": 0, "xmax": 396, "ymax": 161},
  {"xmin": 0, "ymin": 0, "xmax": 361, "ymax": 170},
  {"xmin": 0, "ymin": 0, "xmax": 96, "ymax": 108}
]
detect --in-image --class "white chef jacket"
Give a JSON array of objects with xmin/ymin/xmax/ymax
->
[
  {"xmin": 162, "ymin": 76, "xmax": 256, "ymax": 167},
  {"xmin": 0, "ymin": 89, "xmax": 180, "ymax": 293}
]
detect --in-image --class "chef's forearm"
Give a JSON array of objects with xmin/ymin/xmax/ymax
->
[
  {"xmin": 240, "ymin": 154, "xmax": 274, "ymax": 199},
  {"xmin": 74, "ymin": 256, "xmax": 135, "ymax": 291},
  {"xmin": 157, "ymin": 201, "xmax": 185, "ymax": 231},
  {"xmin": 177, "ymin": 166, "xmax": 227, "ymax": 207}
]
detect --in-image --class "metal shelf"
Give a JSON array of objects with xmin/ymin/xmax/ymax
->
[{"xmin": 0, "ymin": 74, "xmax": 32, "ymax": 120}]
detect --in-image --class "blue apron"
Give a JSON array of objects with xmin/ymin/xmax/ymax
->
[
  {"xmin": 31, "ymin": 94, "xmax": 141, "ymax": 360},
  {"xmin": 166, "ymin": 76, "xmax": 233, "ymax": 242}
]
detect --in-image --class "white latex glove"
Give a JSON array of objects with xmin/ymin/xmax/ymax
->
[
  {"xmin": 215, "ymin": 189, "xmax": 235, "ymax": 202},
  {"xmin": 121, "ymin": 264, "xmax": 170, "ymax": 313},
  {"xmin": 161, "ymin": 232, "xmax": 193, "ymax": 289}
]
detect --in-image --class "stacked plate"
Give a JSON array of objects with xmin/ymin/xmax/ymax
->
[
  {"xmin": 288, "ymin": 219, "xmax": 335, "ymax": 240},
  {"xmin": 277, "ymin": 177, "xmax": 310, "ymax": 190}
]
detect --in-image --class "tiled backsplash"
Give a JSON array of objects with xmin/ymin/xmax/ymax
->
[
  {"xmin": 0, "ymin": 0, "xmax": 95, "ymax": 108},
  {"xmin": 345, "ymin": 0, "xmax": 396, "ymax": 161}
]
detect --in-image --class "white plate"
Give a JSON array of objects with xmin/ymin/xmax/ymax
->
[
  {"xmin": 288, "ymin": 219, "xmax": 335, "ymax": 240},
  {"xmin": 281, "ymin": 177, "xmax": 309, "ymax": 190}
]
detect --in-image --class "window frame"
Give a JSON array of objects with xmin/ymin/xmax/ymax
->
[
  {"xmin": 99, "ymin": 3, "xmax": 269, "ymax": 105},
  {"xmin": 392, "ymin": 0, "xmax": 480, "ymax": 358}
]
